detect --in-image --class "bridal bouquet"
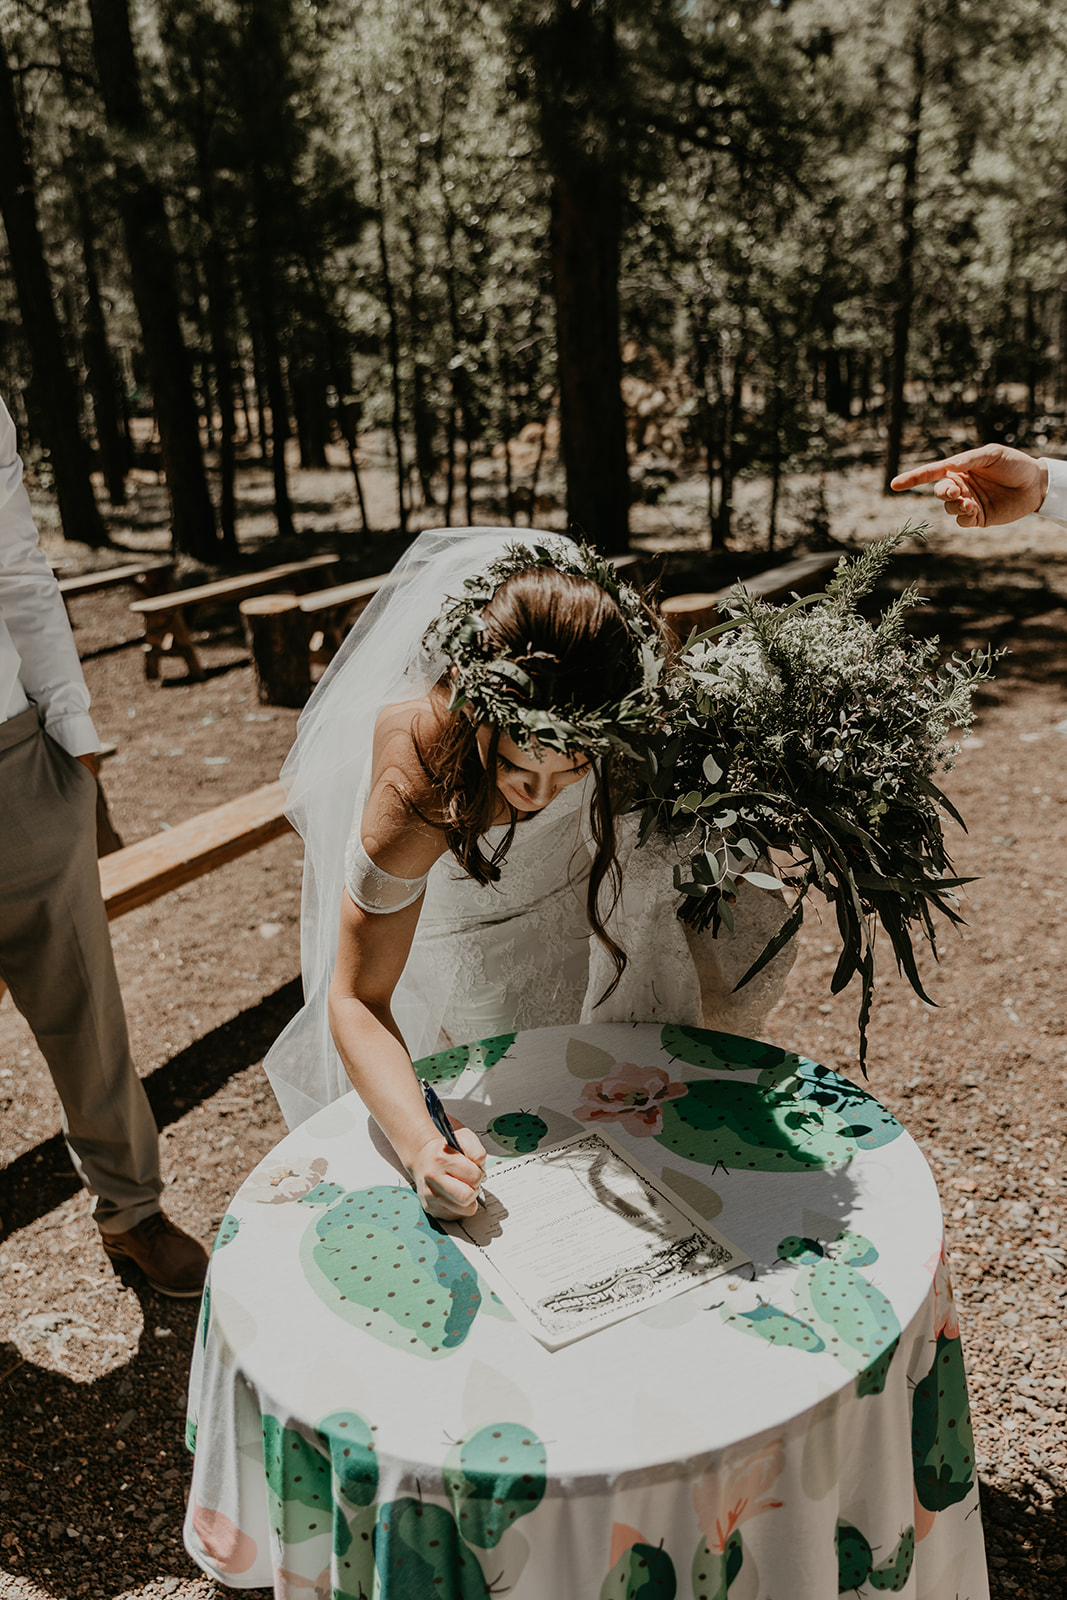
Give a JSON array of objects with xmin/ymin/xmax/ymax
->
[{"xmin": 638, "ymin": 529, "xmax": 995, "ymax": 1066}]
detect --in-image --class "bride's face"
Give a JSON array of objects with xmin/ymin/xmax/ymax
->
[{"xmin": 474, "ymin": 726, "xmax": 591, "ymax": 815}]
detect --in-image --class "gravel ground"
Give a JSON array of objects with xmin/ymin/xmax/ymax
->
[{"xmin": 1, "ymin": 456, "xmax": 1065, "ymax": 1598}]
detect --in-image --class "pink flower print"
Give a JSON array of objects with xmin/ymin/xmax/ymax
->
[
  {"xmin": 692, "ymin": 1439, "xmax": 786, "ymax": 1552},
  {"xmin": 573, "ymin": 1061, "xmax": 687, "ymax": 1137},
  {"xmin": 932, "ymin": 1245, "xmax": 960, "ymax": 1341}
]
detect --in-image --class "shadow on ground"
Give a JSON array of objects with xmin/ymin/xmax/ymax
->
[
  {"xmin": 875, "ymin": 545, "xmax": 1067, "ymax": 693},
  {"xmin": 980, "ymin": 1477, "xmax": 1067, "ymax": 1594},
  {"xmin": 0, "ymin": 1292, "xmax": 277, "ymax": 1599},
  {"xmin": 0, "ymin": 980, "xmax": 301, "ymax": 1244}
]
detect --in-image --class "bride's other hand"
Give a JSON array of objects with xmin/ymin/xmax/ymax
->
[{"xmin": 411, "ymin": 1126, "xmax": 486, "ymax": 1218}]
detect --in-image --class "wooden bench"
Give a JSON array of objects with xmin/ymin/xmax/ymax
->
[
  {"xmin": 59, "ymin": 558, "xmax": 175, "ymax": 609},
  {"xmin": 98, "ymin": 780, "xmax": 293, "ymax": 918},
  {"xmin": 129, "ymin": 554, "xmax": 340, "ymax": 681},
  {"xmin": 659, "ymin": 550, "xmax": 841, "ymax": 641}
]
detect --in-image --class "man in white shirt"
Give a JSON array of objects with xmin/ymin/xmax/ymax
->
[
  {"xmin": 891, "ymin": 444, "xmax": 1067, "ymax": 525},
  {"xmin": 0, "ymin": 392, "xmax": 207, "ymax": 1296}
]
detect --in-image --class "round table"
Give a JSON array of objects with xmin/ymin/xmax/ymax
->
[{"xmin": 183, "ymin": 1022, "xmax": 989, "ymax": 1599}]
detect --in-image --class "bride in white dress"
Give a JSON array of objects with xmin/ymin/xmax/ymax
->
[{"xmin": 263, "ymin": 528, "xmax": 794, "ymax": 1219}]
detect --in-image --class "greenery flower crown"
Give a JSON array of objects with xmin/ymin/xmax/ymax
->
[{"xmin": 423, "ymin": 539, "xmax": 666, "ymax": 758}]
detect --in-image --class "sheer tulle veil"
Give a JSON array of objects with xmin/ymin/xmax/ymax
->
[{"xmin": 264, "ymin": 525, "xmax": 579, "ymax": 1129}]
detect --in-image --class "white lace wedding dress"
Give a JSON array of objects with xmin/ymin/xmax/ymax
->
[
  {"xmin": 398, "ymin": 776, "xmax": 796, "ymax": 1052},
  {"xmin": 388, "ymin": 775, "xmax": 595, "ymax": 1049}
]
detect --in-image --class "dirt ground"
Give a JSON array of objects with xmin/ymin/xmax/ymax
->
[{"xmin": 1, "ymin": 442, "xmax": 1066, "ymax": 1599}]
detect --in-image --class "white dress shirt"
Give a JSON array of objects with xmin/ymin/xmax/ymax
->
[
  {"xmin": 1039, "ymin": 456, "xmax": 1067, "ymax": 523},
  {"xmin": 0, "ymin": 394, "xmax": 100, "ymax": 756}
]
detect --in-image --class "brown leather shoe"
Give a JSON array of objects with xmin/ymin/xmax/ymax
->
[{"xmin": 101, "ymin": 1211, "xmax": 208, "ymax": 1298}]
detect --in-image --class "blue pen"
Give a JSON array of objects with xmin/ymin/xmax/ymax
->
[{"xmin": 420, "ymin": 1077, "xmax": 487, "ymax": 1207}]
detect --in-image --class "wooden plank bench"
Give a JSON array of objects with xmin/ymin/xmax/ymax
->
[
  {"xmin": 129, "ymin": 553, "xmax": 340, "ymax": 682},
  {"xmin": 659, "ymin": 550, "xmax": 841, "ymax": 641},
  {"xmin": 59, "ymin": 558, "xmax": 175, "ymax": 609},
  {"xmin": 98, "ymin": 780, "xmax": 293, "ymax": 918}
]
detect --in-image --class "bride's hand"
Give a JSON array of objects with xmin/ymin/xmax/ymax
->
[{"xmin": 410, "ymin": 1124, "xmax": 487, "ymax": 1219}]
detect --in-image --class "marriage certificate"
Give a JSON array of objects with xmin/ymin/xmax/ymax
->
[{"xmin": 448, "ymin": 1130, "xmax": 748, "ymax": 1349}]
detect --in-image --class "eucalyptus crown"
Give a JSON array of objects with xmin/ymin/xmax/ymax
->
[{"xmin": 423, "ymin": 539, "xmax": 665, "ymax": 758}]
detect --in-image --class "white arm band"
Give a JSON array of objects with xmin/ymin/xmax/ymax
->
[{"xmin": 344, "ymin": 831, "xmax": 429, "ymax": 914}]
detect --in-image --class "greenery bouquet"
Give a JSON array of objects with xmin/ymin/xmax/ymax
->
[{"xmin": 638, "ymin": 530, "xmax": 995, "ymax": 1067}]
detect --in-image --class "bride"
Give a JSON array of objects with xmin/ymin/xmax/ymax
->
[{"xmin": 264, "ymin": 528, "xmax": 794, "ymax": 1218}]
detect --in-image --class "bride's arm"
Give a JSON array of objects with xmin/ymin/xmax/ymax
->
[{"xmin": 327, "ymin": 706, "xmax": 486, "ymax": 1219}]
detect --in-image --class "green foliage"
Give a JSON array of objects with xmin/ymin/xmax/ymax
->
[{"xmin": 640, "ymin": 531, "xmax": 995, "ymax": 1067}]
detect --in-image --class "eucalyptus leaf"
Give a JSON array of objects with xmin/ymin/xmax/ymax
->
[{"xmin": 738, "ymin": 870, "xmax": 785, "ymax": 892}]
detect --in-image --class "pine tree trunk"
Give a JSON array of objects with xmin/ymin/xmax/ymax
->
[
  {"xmin": 202, "ymin": 234, "xmax": 239, "ymax": 558},
  {"xmin": 0, "ymin": 32, "xmax": 107, "ymax": 546},
  {"xmin": 364, "ymin": 113, "xmax": 408, "ymax": 534},
  {"xmin": 87, "ymin": 0, "xmax": 218, "ymax": 560},
  {"xmin": 550, "ymin": 169, "xmax": 630, "ymax": 552},
  {"xmin": 520, "ymin": 0, "xmax": 630, "ymax": 554},
  {"xmin": 883, "ymin": 39, "xmax": 925, "ymax": 494},
  {"xmin": 66, "ymin": 147, "xmax": 129, "ymax": 507}
]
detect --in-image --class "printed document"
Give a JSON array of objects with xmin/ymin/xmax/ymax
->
[{"xmin": 449, "ymin": 1130, "xmax": 748, "ymax": 1348}]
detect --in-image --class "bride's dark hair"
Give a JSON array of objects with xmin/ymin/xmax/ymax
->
[{"xmin": 413, "ymin": 565, "xmax": 650, "ymax": 996}]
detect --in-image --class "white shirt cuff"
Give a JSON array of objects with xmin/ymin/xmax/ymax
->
[
  {"xmin": 44, "ymin": 710, "xmax": 102, "ymax": 759},
  {"xmin": 1038, "ymin": 457, "xmax": 1067, "ymax": 523}
]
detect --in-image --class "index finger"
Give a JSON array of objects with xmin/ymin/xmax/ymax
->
[{"xmin": 890, "ymin": 458, "xmax": 970, "ymax": 491}]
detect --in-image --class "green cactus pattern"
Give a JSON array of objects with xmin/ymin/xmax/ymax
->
[
  {"xmin": 374, "ymin": 1498, "xmax": 493, "ymax": 1597},
  {"xmin": 212, "ymin": 1213, "xmax": 239, "ymax": 1252},
  {"xmin": 720, "ymin": 1232, "xmax": 900, "ymax": 1395},
  {"xmin": 721, "ymin": 1299, "xmax": 827, "ymax": 1352},
  {"xmin": 300, "ymin": 1185, "xmax": 482, "ymax": 1358},
  {"xmin": 836, "ymin": 1521, "xmax": 915, "ymax": 1593},
  {"xmin": 758, "ymin": 1058, "xmax": 903, "ymax": 1151},
  {"xmin": 911, "ymin": 1329, "xmax": 976, "ymax": 1510},
  {"xmin": 782, "ymin": 1233, "xmax": 901, "ymax": 1389},
  {"xmin": 262, "ymin": 1413, "xmax": 341, "ymax": 1549},
  {"xmin": 660, "ymin": 1024, "xmax": 786, "ymax": 1073},
  {"xmin": 297, "ymin": 1179, "xmax": 346, "ymax": 1207},
  {"xmin": 600, "ymin": 1540, "xmax": 678, "ymax": 1599},
  {"xmin": 414, "ymin": 1032, "xmax": 516, "ymax": 1084},
  {"xmin": 655, "ymin": 1077, "xmax": 854, "ymax": 1172},
  {"xmin": 443, "ymin": 1422, "xmax": 546, "ymax": 1548},
  {"xmin": 316, "ymin": 1411, "xmax": 378, "ymax": 1508},
  {"xmin": 691, "ymin": 1529, "xmax": 743, "ymax": 1600},
  {"xmin": 185, "ymin": 1415, "xmax": 197, "ymax": 1453},
  {"xmin": 199, "ymin": 1282, "xmax": 211, "ymax": 1348},
  {"xmin": 485, "ymin": 1111, "xmax": 549, "ymax": 1155}
]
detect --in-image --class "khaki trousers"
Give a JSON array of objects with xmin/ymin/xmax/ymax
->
[{"xmin": 0, "ymin": 706, "xmax": 162, "ymax": 1232}]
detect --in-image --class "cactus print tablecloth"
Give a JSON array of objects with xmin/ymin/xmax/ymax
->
[{"xmin": 184, "ymin": 1022, "xmax": 989, "ymax": 1599}]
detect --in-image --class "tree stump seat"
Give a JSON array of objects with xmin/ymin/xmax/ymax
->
[
  {"xmin": 239, "ymin": 572, "xmax": 392, "ymax": 705},
  {"xmin": 128, "ymin": 554, "xmax": 339, "ymax": 681},
  {"xmin": 659, "ymin": 551, "xmax": 840, "ymax": 643}
]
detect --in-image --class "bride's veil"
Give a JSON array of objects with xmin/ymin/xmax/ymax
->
[{"xmin": 264, "ymin": 524, "xmax": 578, "ymax": 1129}]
